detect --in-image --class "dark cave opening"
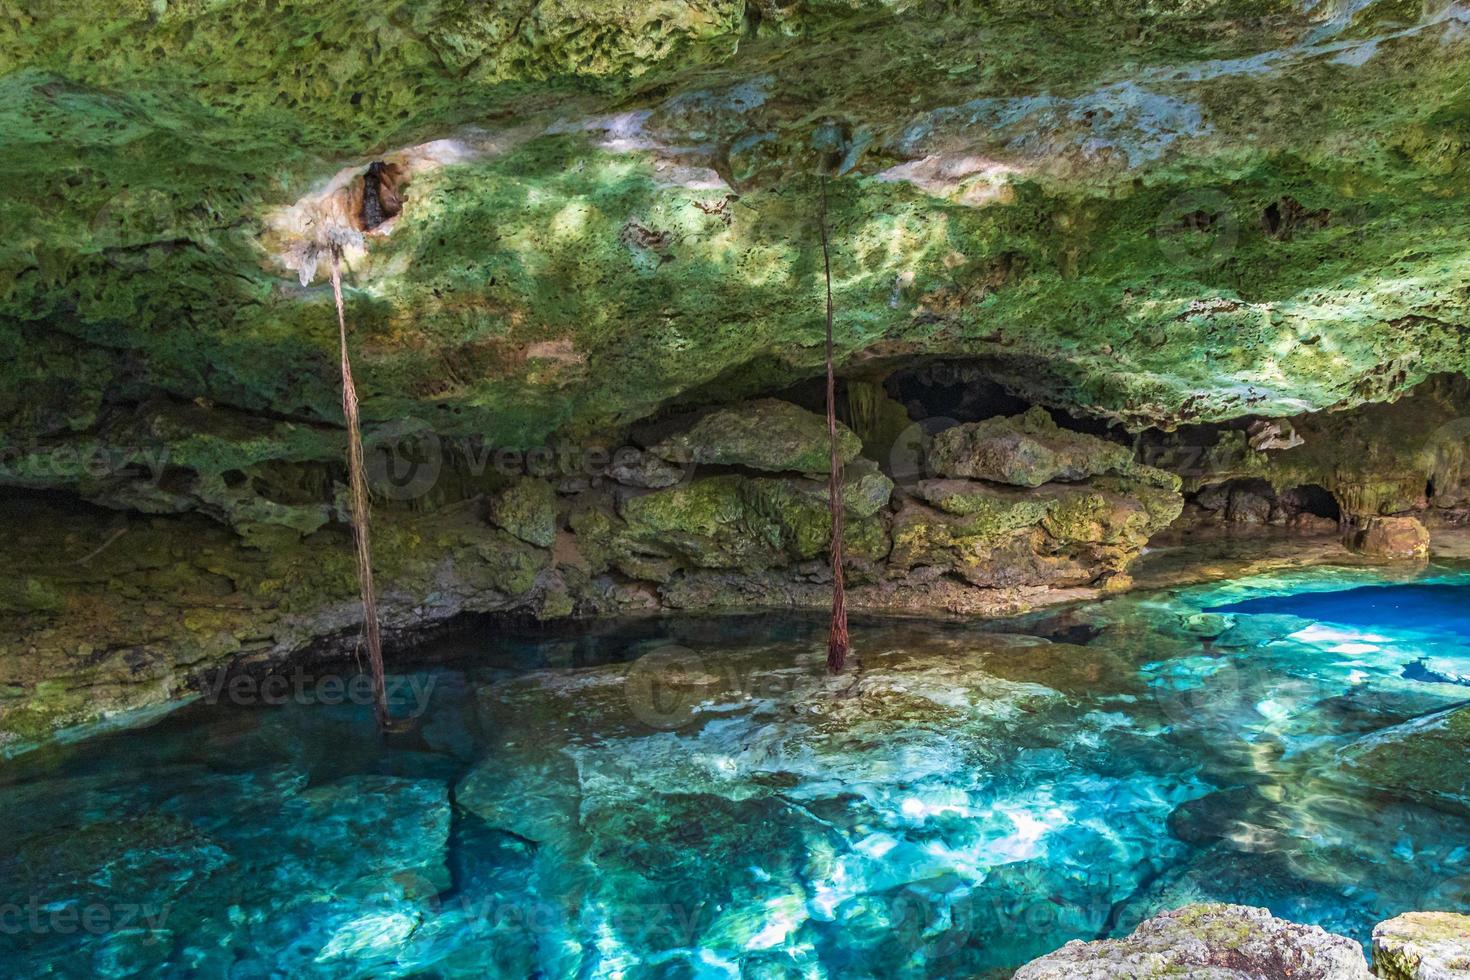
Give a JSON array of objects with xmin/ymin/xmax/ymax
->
[
  {"xmin": 883, "ymin": 364, "xmax": 1032, "ymax": 424},
  {"xmin": 1189, "ymin": 478, "xmax": 1341, "ymax": 529},
  {"xmin": 768, "ymin": 359, "xmax": 1122, "ymax": 447},
  {"xmin": 1290, "ymin": 483, "xmax": 1341, "ymax": 523}
]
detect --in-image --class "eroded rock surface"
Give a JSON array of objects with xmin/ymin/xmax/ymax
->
[
  {"xmin": 1012, "ymin": 903, "xmax": 1374, "ymax": 979},
  {"xmin": 5, "ymin": 0, "xmax": 1470, "ymax": 750},
  {"xmin": 1374, "ymin": 912, "xmax": 1470, "ymax": 980},
  {"xmin": 652, "ymin": 399, "xmax": 863, "ymax": 474},
  {"xmin": 1348, "ymin": 516, "xmax": 1431, "ymax": 560},
  {"xmin": 927, "ymin": 407, "xmax": 1137, "ymax": 487}
]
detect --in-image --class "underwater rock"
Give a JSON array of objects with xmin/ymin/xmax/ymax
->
[
  {"xmin": 444, "ymin": 626, "xmax": 1231, "ymax": 972},
  {"xmin": 1336, "ymin": 705, "xmax": 1470, "ymax": 814},
  {"xmin": 925, "ymin": 408, "xmax": 1139, "ymax": 487},
  {"xmin": 487, "ymin": 477, "xmax": 557, "ymax": 548},
  {"xmin": 1373, "ymin": 911, "xmax": 1470, "ymax": 980},
  {"xmin": 292, "ymin": 774, "xmax": 453, "ymax": 901},
  {"xmin": 1012, "ymin": 903, "xmax": 1374, "ymax": 979},
  {"xmin": 1347, "ymin": 516, "xmax": 1430, "ymax": 560},
  {"xmin": 1, "ymin": 813, "xmax": 230, "ymax": 911},
  {"xmin": 651, "ymin": 399, "xmax": 862, "ymax": 474},
  {"xmin": 1166, "ymin": 786, "xmax": 1264, "ymax": 845}
]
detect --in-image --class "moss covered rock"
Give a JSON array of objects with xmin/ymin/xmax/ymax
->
[
  {"xmin": 928, "ymin": 407, "xmax": 1139, "ymax": 487},
  {"xmin": 487, "ymin": 477, "xmax": 557, "ymax": 548},
  {"xmin": 894, "ymin": 467, "xmax": 1181, "ymax": 587},
  {"xmin": 616, "ymin": 471, "xmax": 889, "ymax": 571},
  {"xmin": 652, "ymin": 399, "xmax": 862, "ymax": 475},
  {"xmin": 1373, "ymin": 911, "xmax": 1470, "ymax": 980}
]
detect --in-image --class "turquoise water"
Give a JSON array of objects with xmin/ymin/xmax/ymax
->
[{"xmin": 3, "ymin": 566, "xmax": 1470, "ymax": 978}]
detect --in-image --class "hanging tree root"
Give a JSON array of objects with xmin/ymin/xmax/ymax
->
[
  {"xmin": 330, "ymin": 246, "xmax": 391, "ymax": 730},
  {"xmin": 819, "ymin": 177, "xmax": 850, "ymax": 674}
]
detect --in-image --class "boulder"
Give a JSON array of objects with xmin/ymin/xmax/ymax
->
[
  {"xmin": 615, "ymin": 473, "xmax": 890, "ymax": 572},
  {"xmin": 1166, "ymin": 786, "xmax": 1264, "ymax": 845},
  {"xmin": 1225, "ymin": 487, "xmax": 1274, "ymax": 524},
  {"xmin": 1347, "ymin": 516, "xmax": 1430, "ymax": 559},
  {"xmin": 1373, "ymin": 911, "xmax": 1470, "ymax": 979},
  {"xmin": 926, "ymin": 407, "xmax": 1143, "ymax": 487},
  {"xmin": 913, "ymin": 478, "xmax": 1053, "ymax": 526},
  {"xmin": 487, "ymin": 477, "xmax": 557, "ymax": 548},
  {"xmin": 607, "ymin": 448, "xmax": 686, "ymax": 489},
  {"xmin": 1012, "ymin": 903, "xmax": 1374, "ymax": 979},
  {"xmin": 652, "ymin": 398, "xmax": 862, "ymax": 474}
]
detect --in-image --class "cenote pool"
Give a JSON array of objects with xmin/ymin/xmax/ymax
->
[{"xmin": 3, "ymin": 565, "xmax": 1470, "ymax": 978}]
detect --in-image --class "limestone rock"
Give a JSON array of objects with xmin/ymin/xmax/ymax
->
[
  {"xmin": 1347, "ymin": 516, "xmax": 1430, "ymax": 559},
  {"xmin": 488, "ymin": 477, "xmax": 557, "ymax": 548},
  {"xmin": 926, "ymin": 407, "xmax": 1139, "ymax": 487},
  {"xmin": 616, "ymin": 473, "xmax": 889, "ymax": 572},
  {"xmin": 1012, "ymin": 904, "xmax": 1373, "ymax": 979},
  {"xmin": 607, "ymin": 448, "xmax": 686, "ymax": 489},
  {"xmin": 914, "ymin": 478, "xmax": 1054, "ymax": 525},
  {"xmin": 652, "ymin": 399, "xmax": 862, "ymax": 474},
  {"xmin": 1336, "ymin": 704, "xmax": 1470, "ymax": 814},
  {"xmin": 1373, "ymin": 911, "xmax": 1470, "ymax": 979},
  {"xmin": 892, "ymin": 475, "xmax": 1180, "ymax": 589}
]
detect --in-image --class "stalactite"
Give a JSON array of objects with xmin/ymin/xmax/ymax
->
[
  {"xmin": 846, "ymin": 379, "xmax": 879, "ymax": 447},
  {"xmin": 820, "ymin": 177, "xmax": 850, "ymax": 674},
  {"xmin": 329, "ymin": 246, "xmax": 390, "ymax": 730}
]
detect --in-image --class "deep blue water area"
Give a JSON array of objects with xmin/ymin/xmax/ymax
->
[{"xmin": 1211, "ymin": 582, "xmax": 1470, "ymax": 643}]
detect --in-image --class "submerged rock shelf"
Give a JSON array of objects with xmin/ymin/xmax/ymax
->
[{"xmin": 2, "ymin": 567, "xmax": 1469, "ymax": 976}]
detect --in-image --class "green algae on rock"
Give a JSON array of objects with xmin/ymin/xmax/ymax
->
[
  {"xmin": 927, "ymin": 406, "xmax": 1139, "ymax": 487},
  {"xmin": 487, "ymin": 476, "xmax": 557, "ymax": 548},
  {"xmin": 6, "ymin": 0, "xmax": 1470, "ymax": 493},
  {"xmin": 1373, "ymin": 911, "xmax": 1470, "ymax": 980},
  {"xmin": 652, "ymin": 399, "xmax": 862, "ymax": 474}
]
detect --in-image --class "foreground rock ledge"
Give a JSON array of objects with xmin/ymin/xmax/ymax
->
[
  {"xmin": 1012, "ymin": 904, "xmax": 1373, "ymax": 979},
  {"xmin": 1373, "ymin": 912, "xmax": 1470, "ymax": 980}
]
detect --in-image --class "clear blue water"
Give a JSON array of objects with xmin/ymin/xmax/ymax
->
[
  {"xmin": 3, "ymin": 567, "xmax": 1470, "ymax": 978},
  {"xmin": 1211, "ymin": 582, "xmax": 1470, "ymax": 645}
]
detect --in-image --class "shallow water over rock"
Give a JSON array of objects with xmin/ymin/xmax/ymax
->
[{"xmin": 3, "ymin": 565, "xmax": 1470, "ymax": 977}]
